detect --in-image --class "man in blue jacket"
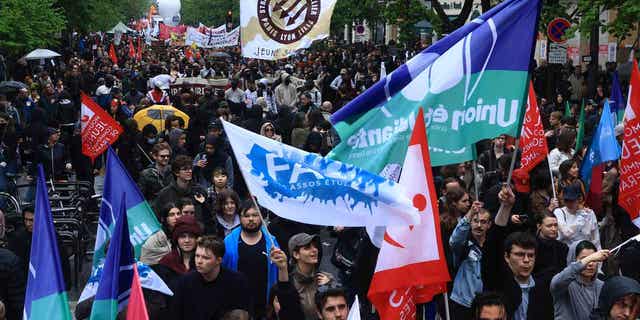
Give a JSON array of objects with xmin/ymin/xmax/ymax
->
[{"xmin": 223, "ymin": 201, "xmax": 279, "ymax": 319}]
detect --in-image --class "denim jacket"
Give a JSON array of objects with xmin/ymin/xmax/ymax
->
[{"xmin": 449, "ymin": 216, "xmax": 483, "ymax": 307}]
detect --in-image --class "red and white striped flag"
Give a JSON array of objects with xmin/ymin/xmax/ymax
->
[
  {"xmin": 81, "ymin": 93, "xmax": 122, "ymax": 161},
  {"xmin": 619, "ymin": 59, "xmax": 640, "ymax": 227},
  {"xmin": 368, "ymin": 108, "xmax": 450, "ymax": 319}
]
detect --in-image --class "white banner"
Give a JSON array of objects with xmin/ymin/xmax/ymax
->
[
  {"xmin": 241, "ymin": 0, "xmax": 337, "ymax": 60},
  {"xmin": 222, "ymin": 120, "xmax": 420, "ymax": 227},
  {"xmin": 185, "ymin": 26, "xmax": 240, "ymax": 48}
]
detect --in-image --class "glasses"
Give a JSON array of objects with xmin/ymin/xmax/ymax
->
[
  {"xmin": 159, "ymin": 154, "xmax": 171, "ymax": 158},
  {"xmin": 265, "ymin": 128, "xmax": 274, "ymax": 132},
  {"xmin": 510, "ymin": 251, "xmax": 536, "ymax": 260},
  {"xmin": 180, "ymin": 167, "xmax": 193, "ymax": 172}
]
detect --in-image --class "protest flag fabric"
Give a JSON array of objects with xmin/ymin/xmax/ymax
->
[
  {"xmin": 329, "ymin": 0, "xmax": 541, "ymax": 171},
  {"xmin": 128, "ymin": 38, "xmax": 136, "ymax": 58},
  {"xmin": 518, "ymin": 82, "xmax": 548, "ymax": 172},
  {"xmin": 90, "ymin": 194, "xmax": 135, "ymax": 320},
  {"xmin": 575, "ymin": 99, "xmax": 586, "ymax": 152},
  {"xmin": 347, "ymin": 295, "xmax": 360, "ymax": 320},
  {"xmin": 565, "ymin": 101, "xmax": 572, "ymax": 118},
  {"xmin": 109, "ymin": 43, "xmax": 118, "ymax": 65},
  {"xmin": 368, "ymin": 108, "xmax": 450, "ymax": 319},
  {"xmin": 79, "ymin": 147, "xmax": 166, "ymax": 303},
  {"xmin": 80, "ymin": 93, "xmax": 123, "ymax": 161},
  {"xmin": 221, "ymin": 120, "xmax": 420, "ymax": 227},
  {"xmin": 610, "ymin": 71, "xmax": 626, "ymax": 123},
  {"xmin": 126, "ymin": 264, "xmax": 149, "ymax": 320},
  {"xmin": 23, "ymin": 165, "xmax": 73, "ymax": 320},
  {"xmin": 580, "ymin": 100, "xmax": 621, "ymax": 194},
  {"xmin": 619, "ymin": 59, "xmax": 640, "ymax": 227},
  {"xmin": 240, "ymin": 0, "xmax": 337, "ymax": 60}
]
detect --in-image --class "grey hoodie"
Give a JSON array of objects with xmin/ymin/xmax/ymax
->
[{"xmin": 550, "ymin": 242, "xmax": 604, "ymax": 319}]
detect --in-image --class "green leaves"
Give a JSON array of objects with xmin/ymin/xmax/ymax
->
[
  {"xmin": 0, "ymin": 0, "xmax": 66, "ymax": 56},
  {"xmin": 180, "ymin": 0, "xmax": 239, "ymax": 27}
]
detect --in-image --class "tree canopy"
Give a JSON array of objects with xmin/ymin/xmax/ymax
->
[{"xmin": 0, "ymin": 0, "xmax": 67, "ymax": 56}]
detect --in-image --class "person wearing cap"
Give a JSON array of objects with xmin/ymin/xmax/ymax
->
[
  {"xmin": 590, "ymin": 276, "xmax": 640, "ymax": 320},
  {"xmin": 156, "ymin": 214, "xmax": 203, "ymax": 291},
  {"xmin": 274, "ymin": 73, "xmax": 297, "ymax": 110},
  {"xmin": 553, "ymin": 184, "xmax": 600, "ymax": 249},
  {"xmin": 29, "ymin": 126, "xmax": 71, "ymax": 181},
  {"xmin": 551, "ymin": 240, "xmax": 608, "ymax": 320},
  {"xmin": 222, "ymin": 201, "xmax": 280, "ymax": 319},
  {"xmin": 288, "ymin": 232, "xmax": 336, "ymax": 320}
]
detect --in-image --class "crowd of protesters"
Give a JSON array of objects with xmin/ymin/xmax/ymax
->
[{"xmin": 0, "ymin": 31, "xmax": 639, "ymax": 320}]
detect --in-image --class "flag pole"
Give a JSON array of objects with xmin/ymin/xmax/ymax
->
[
  {"xmin": 506, "ymin": 138, "xmax": 520, "ymax": 187},
  {"xmin": 547, "ymin": 160, "xmax": 557, "ymax": 199},
  {"xmin": 443, "ymin": 292, "xmax": 451, "ymax": 320},
  {"xmin": 472, "ymin": 160, "xmax": 480, "ymax": 200}
]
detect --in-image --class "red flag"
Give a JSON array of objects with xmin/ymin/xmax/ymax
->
[
  {"xmin": 108, "ymin": 43, "xmax": 118, "ymax": 65},
  {"xmin": 80, "ymin": 93, "xmax": 123, "ymax": 161},
  {"xmin": 128, "ymin": 38, "xmax": 136, "ymax": 58},
  {"xmin": 619, "ymin": 59, "xmax": 640, "ymax": 227},
  {"xmin": 368, "ymin": 108, "xmax": 450, "ymax": 320},
  {"xmin": 518, "ymin": 82, "xmax": 548, "ymax": 172},
  {"xmin": 126, "ymin": 264, "xmax": 149, "ymax": 320},
  {"xmin": 136, "ymin": 37, "xmax": 143, "ymax": 61}
]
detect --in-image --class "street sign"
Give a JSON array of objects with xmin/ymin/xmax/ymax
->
[
  {"xmin": 547, "ymin": 18, "xmax": 571, "ymax": 43},
  {"xmin": 548, "ymin": 43, "xmax": 567, "ymax": 64}
]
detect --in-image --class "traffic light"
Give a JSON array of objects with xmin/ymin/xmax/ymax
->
[{"xmin": 226, "ymin": 10, "xmax": 233, "ymax": 32}]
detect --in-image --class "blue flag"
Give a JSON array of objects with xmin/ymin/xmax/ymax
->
[
  {"xmin": 23, "ymin": 165, "xmax": 72, "ymax": 319},
  {"xmin": 610, "ymin": 71, "xmax": 626, "ymax": 124},
  {"xmin": 90, "ymin": 193, "xmax": 135, "ymax": 320},
  {"xmin": 329, "ymin": 0, "xmax": 540, "ymax": 170},
  {"xmin": 580, "ymin": 100, "xmax": 621, "ymax": 191}
]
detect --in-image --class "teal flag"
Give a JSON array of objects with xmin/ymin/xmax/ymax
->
[
  {"xmin": 329, "ymin": 0, "xmax": 540, "ymax": 171},
  {"xmin": 24, "ymin": 165, "xmax": 72, "ymax": 320}
]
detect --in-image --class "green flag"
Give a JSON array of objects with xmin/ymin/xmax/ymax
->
[
  {"xmin": 575, "ymin": 99, "xmax": 585, "ymax": 152},
  {"xmin": 565, "ymin": 101, "xmax": 572, "ymax": 117}
]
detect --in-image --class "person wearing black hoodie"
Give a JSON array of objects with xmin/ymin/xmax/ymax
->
[
  {"xmin": 193, "ymin": 135, "xmax": 234, "ymax": 191},
  {"xmin": 590, "ymin": 276, "xmax": 640, "ymax": 320}
]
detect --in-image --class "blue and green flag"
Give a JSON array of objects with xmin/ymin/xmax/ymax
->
[
  {"xmin": 580, "ymin": 100, "xmax": 621, "ymax": 192},
  {"xmin": 610, "ymin": 71, "xmax": 625, "ymax": 124},
  {"xmin": 90, "ymin": 193, "xmax": 135, "ymax": 320},
  {"xmin": 23, "ymin": 165, "xmax": 73, "ymax": 320},
  {"xmin": 329, "ymin": 0, "xmax": 540, "ymax": 171}
]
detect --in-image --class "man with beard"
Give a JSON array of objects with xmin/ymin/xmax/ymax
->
[{"xmin": 222, "ymin": 201, "xmax": 280, "ymax": 319}]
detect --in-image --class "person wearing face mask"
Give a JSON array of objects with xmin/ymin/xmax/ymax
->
[
  {"xmin": 274, "ymin": 74, "xmax": 297, "ymax": 110},
  {"xmin": 551, "ymin": 240, "xmax": 608, "ymax": 320}
]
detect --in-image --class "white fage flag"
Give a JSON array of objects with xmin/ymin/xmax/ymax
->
[{"xmin": 222, "ymin": 120, "xmax": 420, "ymax": 227}]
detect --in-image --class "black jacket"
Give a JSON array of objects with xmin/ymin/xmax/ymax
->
[
  {"xmin": 0, "ymin": 248, "xmax": 26, "ymax": 320},
  {"xmin": 272, "ymin": 281, "xmax": 305, "ymax": 320},
  {"xmin": 534, "ymin": 236, "xmax": 568, "ymax": 278},
  {"xmin": 501, "ymin": 272, "xmax": 554, "ymax": 320}
]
